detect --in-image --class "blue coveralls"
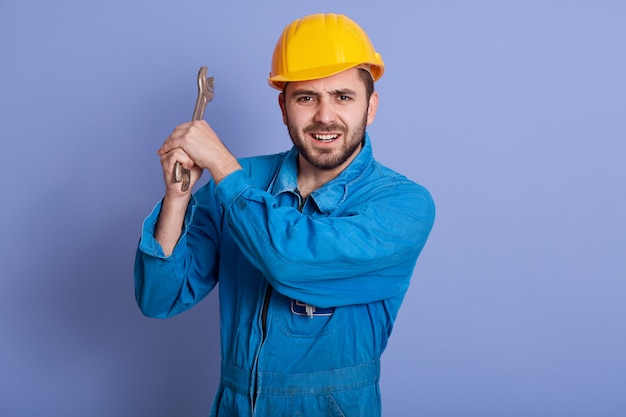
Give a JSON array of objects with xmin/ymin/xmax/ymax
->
[{"xmin": 134, "ymin": 134, "xmax": 435, "ymax": 416}]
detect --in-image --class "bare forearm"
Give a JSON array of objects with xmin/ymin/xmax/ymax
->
[
  {"xmin": 154, "ymin": 195, "xmax": 191, "ymax": 256},
  {"xmin": 206, "ymin": 153, "xmax": 244, "ymax": 185}
]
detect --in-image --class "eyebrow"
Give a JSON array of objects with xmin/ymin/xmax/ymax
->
[
  {"xmin": 329, "ymin": 88, "xmax": 358, "ymax": 97},
  {"xmin": 291, "ymin": 88, "xmax": 359, "ymax": 97}
]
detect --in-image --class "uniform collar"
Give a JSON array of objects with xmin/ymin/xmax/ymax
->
[{"xmin": 269, "ymin": 133, "xmax": 374, "ymax": 214}]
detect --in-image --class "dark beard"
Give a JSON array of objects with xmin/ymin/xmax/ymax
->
[{"xmin": 287, "ymin": 115, "xmax": 368, "ymax": 171}]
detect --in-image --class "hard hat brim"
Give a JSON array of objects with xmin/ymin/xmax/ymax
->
[{"xmin": 268, "ymin": 62, "xmax": 384, "ymax": 90}]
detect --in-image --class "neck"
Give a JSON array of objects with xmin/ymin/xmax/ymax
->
[
  {"xmin": 296, "ymin": 145, "xmax": 362, "ymax": 198},
  {"xmin": 296, "ymin": 160, "xmax": 340, "ymax": 198}
]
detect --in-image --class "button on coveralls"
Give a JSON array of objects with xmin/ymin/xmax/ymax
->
[{"xmin": 134, "ymin": 134, "xmax": 435, "ymax": 416}]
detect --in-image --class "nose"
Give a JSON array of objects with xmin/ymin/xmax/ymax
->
[{"xmin": 314, "ymin": 96, "xmax": 336, "ymax": 124}]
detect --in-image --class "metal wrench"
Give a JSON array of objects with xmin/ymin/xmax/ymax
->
[{"xmin": 174, "ymin": 66, "xmax": 215, "ymax": 191}]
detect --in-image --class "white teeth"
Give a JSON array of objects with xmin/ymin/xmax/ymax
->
[{"xmin": 314, "ymin": 134, "xmax": 338, "ymax": 141}]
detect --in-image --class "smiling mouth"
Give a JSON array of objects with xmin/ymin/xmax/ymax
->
[{"xmin": 312, "ymin": 133, "xmax": 339, "ymax": 142}]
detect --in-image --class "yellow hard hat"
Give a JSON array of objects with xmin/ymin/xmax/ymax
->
[{"xmin": 268, "ymin": 13, "xmax": 384, "ymax": 90}]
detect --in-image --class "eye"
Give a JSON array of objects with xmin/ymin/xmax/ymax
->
[
  {"xmin": 335, "ymin": 94, "xmax": 355, "ymax": 103},
  {"xmin": 295, "ymin": 95, "xmax": 316, "ymax": 104}
]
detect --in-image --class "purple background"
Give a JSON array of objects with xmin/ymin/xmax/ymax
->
[{"xmin": 1, "ymin": 1, "xmax": 625, "ymax": 416}]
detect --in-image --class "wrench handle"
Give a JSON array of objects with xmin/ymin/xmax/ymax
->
[
  {"xmin": 174, "ymin": 161, "xmax": 191, "ymax": 191},
  {"xmin": 192, "ymin": 95, "xmax": 208, "ymax": 121},
  {"xmin": 174, "ymin": 66, "xmax": 213, "ymax": 192}
]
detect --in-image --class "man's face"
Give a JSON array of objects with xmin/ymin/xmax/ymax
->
[{"xmin": 279, "ymin": 68, "xmax": 378, "ymax": 172}]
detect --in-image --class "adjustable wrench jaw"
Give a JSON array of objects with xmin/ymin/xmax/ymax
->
[
  {"xmin": 192, "ymin": 66, "xmax": 214, "ymax": 120},
  {"xmin": 174, "ymin": 66, "xmax": 215, "ymax": 191}
]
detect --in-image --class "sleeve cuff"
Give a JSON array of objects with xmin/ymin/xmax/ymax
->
[
  {"xmin": 137, "ymin": 196, "xmax": 198, "ymax": 259},
  {"xmin": 214, "ymin": 169, "xmax": 251, "ymax": 211}
]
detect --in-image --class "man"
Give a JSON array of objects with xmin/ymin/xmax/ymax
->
[{"xmin": 135, "ymin": 13, "xmax": 435, "ymax": 417}]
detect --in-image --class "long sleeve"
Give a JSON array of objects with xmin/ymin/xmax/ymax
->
[
  {"xmin": 134, "ymin": 186, "xmax": 222, "ymax": 318},
  {"xmin": 214, "ymin": 167, "xmax": 435, "ymax": 308}
]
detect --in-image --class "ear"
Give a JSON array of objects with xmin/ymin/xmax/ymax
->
[
  {"xmin": 278, "ymin": 92, "xmax": 287, "ymax": 125},
  {"xmin": 366, "ymin": 91, "xmax": 379, "ymax": 126}
]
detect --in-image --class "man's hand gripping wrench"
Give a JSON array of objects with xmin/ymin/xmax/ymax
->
[{"xmin": 173, "ymin": 66, "xmax": 215, "ymax": 191}]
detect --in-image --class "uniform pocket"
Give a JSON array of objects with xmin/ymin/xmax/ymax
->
[
  {"xmin": 288, "ymin": 394, "xmax": 346, "ymax": 417},
  {"xmin": 288, "ymin": 385, "xmax": 380, "ymax": 417},
  {"xmin": 328, "ymin": 384, "xmax": 381, "ymax": 417},
  {"xmin": 272, "ymin": 293, "xmax": 341, "ymax": 338}
]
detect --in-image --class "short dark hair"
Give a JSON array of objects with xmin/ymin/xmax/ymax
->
[{"xmin": 357, "ymin": 68, "xmax": 375, "ymax": 101}]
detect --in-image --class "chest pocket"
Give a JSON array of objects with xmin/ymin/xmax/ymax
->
[
  {"xmin": 290, "ymin": 299, "xmax": 335, "ymax": 317},
  {"xmin": 271, "ymin": 292, "xmax": 340, "ymax": 338}
]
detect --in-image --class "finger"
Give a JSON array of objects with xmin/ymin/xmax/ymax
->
[
  {"xmin": 158, "ymin": 136, "xmax": 186, "ymax": 156},
  {"xmin": 161, "ymin": 150, "xmax": 202, "ymax": 193},
  {"xmin": 161, "ymin": 148, "xmax": 194, "ymax": 168},
  {"xmin": 157, "ymin": 122, "xmax": 195, "ymax": 155}
]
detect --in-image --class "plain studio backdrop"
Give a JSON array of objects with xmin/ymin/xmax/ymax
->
[{"xmin": 1, "ymin": 1, "xmax": 624, "ymax": 416}]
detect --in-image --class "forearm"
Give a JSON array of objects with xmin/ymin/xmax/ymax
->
[
  {"xmin": 154, "ymin": 194, "xmax": 191, "ymax": 257},
  {"xmin": 204, "ymin": 145, "xmax": 244, "ymax": 185}
]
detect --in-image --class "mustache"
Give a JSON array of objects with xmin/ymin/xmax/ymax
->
[{"xmin": 303, "ymin": 123, "xmax": 346, "ymax": 134}]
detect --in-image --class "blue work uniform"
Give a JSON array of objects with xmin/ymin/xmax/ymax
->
[{"xmin": 134, "ymin": 134, "xmax": 435, "ymax": 416}]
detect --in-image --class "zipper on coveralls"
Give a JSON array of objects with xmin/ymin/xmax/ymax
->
[
  {"xmin": 251, "ymin": 284, "xmax": 272, "ymax": 414},
  {"xmin": 252, "ymin": 190, "xmax": 305, "ymax": 414},
  {"xmin": 295, "ymin": 191, "xmax": 315, "ymax": 319}
]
